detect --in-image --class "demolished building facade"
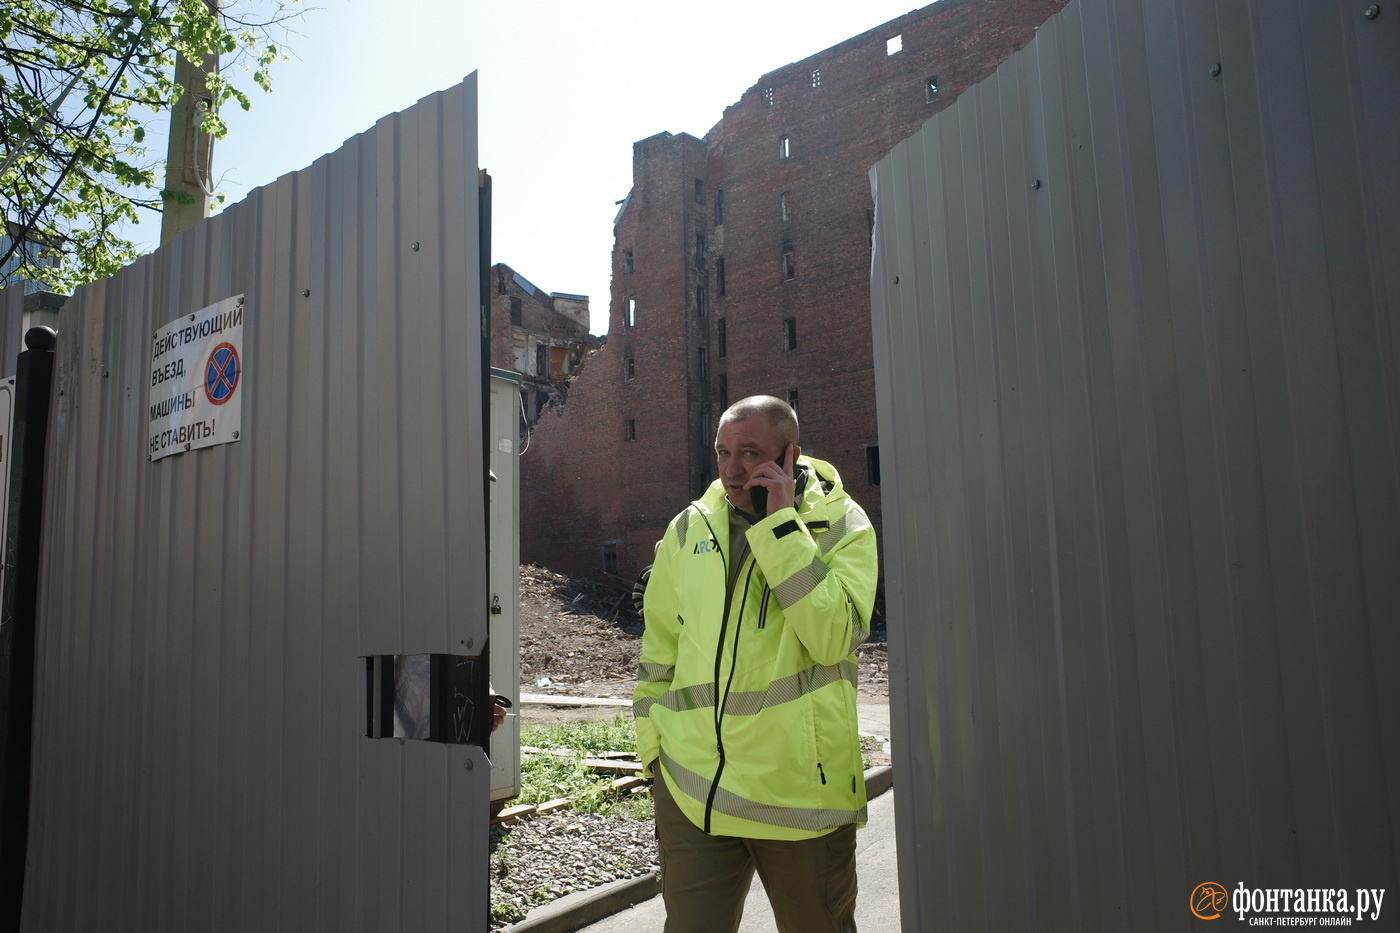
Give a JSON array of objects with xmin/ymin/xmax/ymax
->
[{"xmin": 520, "ymin": 0, "xmax": 1068, "ymax": 581}]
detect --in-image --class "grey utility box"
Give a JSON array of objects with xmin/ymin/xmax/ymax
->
[{"xmin": 489, "ymin": 368, "xmax": 522, "ymax": 803}]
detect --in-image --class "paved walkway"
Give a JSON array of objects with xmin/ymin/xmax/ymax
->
[{"xmin": 573, "ymin": 786, "xmax": 901, "ymax": 933}]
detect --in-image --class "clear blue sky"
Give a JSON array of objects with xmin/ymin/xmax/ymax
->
[{"xmin": 164, "ymin": 0, "xmax": 929, "ymax": 334}]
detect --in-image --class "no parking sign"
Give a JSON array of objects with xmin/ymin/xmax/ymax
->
[{"xmin": 147, "ymin": 295, "xmax": 244, "ymax": 462}]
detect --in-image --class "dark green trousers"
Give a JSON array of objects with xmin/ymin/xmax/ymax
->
[{"xmin": 654, "ymin": 772, "xmax": 858, "ymax": 933}]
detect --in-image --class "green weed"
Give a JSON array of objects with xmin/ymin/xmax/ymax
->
[{"xmin": 516, "ymin": 714, "xmax": 648, "ymax": 818}]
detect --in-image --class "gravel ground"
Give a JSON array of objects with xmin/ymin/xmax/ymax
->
[{"xmin": 489, "ymin": 810, "xmax": 659, "ymax": 928}]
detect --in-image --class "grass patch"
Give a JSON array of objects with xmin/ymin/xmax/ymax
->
[{"xmin": 517, "ymin": 714, "xmax": 652, "ymax": 819}]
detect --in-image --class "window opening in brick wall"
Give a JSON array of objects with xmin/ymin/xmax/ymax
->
[
  {"xmin": 625, "ymin": 298, "xmax": 636, "ymax": 327},
  {"xmin": 536, "ymin": 343, "xmax": 548, "ymax": 376},
  {"xmin": 886, "ymin": 34, "xmax": 903, "ymax": 55},
  {"xmin": 779, "ymin": 135, "xmax": 790, "ymax": 159},
  {"xmin": 697, "ymin": 284, "xmax": 707, "ymax": 318},
  {"xmin": 698, "ymin": 346, "xmax": 709, "ymax": 380},
  {"xmin": 601, "ymin": 541, "xmax": 621, "ymax": 575},
  {"xmin": 763, "ymin": 87, "xmax": 774, "ymax": 106},
  {"xmin": 701, "ymin": 409, "xmax": 711, "ymax": 449},
  {"xmin": 811, "ymin": 68, "xmax": 821, "ymax": 88},
  {"xmin": 624, "ymin": 418, "xmax": 636, "ymax": 442},
  {"xmin": 717, "ymin": 318, "xmax": 727, "ymax": 358},
  {"xmin": 719, "ymin": 373, "xmax": 729, "ymax": 410},
  {"xmin": 783, "ymin": 318, "xmax": 797, "ymax": 351},
  {"xmin": 715, "ymin": 187, "xmax": 724, "ymax": 225},
  {"xmin": 786, "ymin": 389, "xmax": 800, "ymax": 417},
  {"xmin": 716, "ymin": 256, "xmax": 726, "ymax": 296},
  {"xmin": 865, "ymin": 445, "xmax": 881, "ymax": 487},
  {"xmin": 782, "ymin": 251, "xmax": 796, "ymax": 281},
  {"xmin": 695, "ymin": 233, "xmax": 706, "ymax": 267},
  {"xmin": 509, "ymin": 296, "xmax": 522, "ymax": 325},
  {"xmin": 536, "ymin": 390, "xmax": 548, "ymax": 418},
  {"xmin": 623, "ymin": 249, "xmax": 634, "ymax": 273},
  {"xmin": 625, "ymin": 356, "xmax": 635, "ymax": 380},
  {"xmin": 781, "ymin": 191, "xmax": 789, "ymax": 221},
  {"xmin": 925, "ymin": 76, "xmax": 940, "ymax": 103},
  {"xmin": 694, "ymin": 178, "xmax": 704, "ymax": 204}
]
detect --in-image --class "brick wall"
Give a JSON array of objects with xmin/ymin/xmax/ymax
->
[{"xmin": 521, "ymin": 0, "xmax": 1067, "ymax": 582}]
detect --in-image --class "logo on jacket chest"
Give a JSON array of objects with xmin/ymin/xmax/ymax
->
[{"xmin": 693, "ymin": 539, "xmax": 716, "ymax": 554}]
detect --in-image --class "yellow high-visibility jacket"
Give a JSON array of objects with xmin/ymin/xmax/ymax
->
[{"xmin": 634, "ymin": 456, "xmax": 878, "ymax": 840}]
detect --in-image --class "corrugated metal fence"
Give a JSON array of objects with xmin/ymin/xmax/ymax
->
[
  {"xmin": 870, "ymin": 0, "xmax": 1397, "ymax": 929},
  {"xmin": 15, "ymin": 76, "xmax": 488, "ymax": 932}
]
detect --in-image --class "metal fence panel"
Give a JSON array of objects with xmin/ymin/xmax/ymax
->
[
  {"xmin": 489, "ymin": 369, "xmax": 522, "ymax": 802},
  {"xmin": 871, "ymin": 0, "xmax": 1399, "ymax": 929},
  {"xmin": 21, "ymin": 75, "xmax": 488, "ymax": 932}
]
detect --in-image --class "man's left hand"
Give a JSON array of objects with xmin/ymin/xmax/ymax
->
[{"xmin": 490, "ymin": 692, "xmax": 511, "ymax": 733}]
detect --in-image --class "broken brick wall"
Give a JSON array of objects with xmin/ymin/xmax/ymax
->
[{"xmin": 490, "ymin": 262, "xmax": 597, "ymax": 426}]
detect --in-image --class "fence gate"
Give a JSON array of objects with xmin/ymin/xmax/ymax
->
[
  {"xmin": 871, "ymin": 0, "xmax": 1398, "ymax": 929},
  {"xmin": 6, "ymin": 75, "xmax": 494, "ymax": 932}
]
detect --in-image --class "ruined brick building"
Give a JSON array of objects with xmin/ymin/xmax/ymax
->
[
  {"xmin": 520, "ymin": 0, "xmax": 1066, "ymax": 581},
  {"xmin": 488, "ymin": 262, "xmax": 600, "ymax": 427}
]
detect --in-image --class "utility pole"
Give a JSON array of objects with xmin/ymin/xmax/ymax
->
[{"xmin": 160, "ymin": 0, "xmax": 221, "ymax": 244}]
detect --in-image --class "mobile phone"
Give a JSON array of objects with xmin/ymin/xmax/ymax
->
[{"xmin": 749, "ymin": 448, "xmax": 787, "ymax": 516}]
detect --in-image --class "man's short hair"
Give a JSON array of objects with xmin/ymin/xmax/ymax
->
[{"xmin": 718, "ymin": 395, "xmax": 799, "ymax": 447}]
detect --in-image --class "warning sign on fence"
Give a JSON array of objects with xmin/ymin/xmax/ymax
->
[{"xmin": 148, "ymin": 295, "xmax": 245, "ymax": 462}]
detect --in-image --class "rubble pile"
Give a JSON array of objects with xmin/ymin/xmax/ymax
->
[
  {"xmin": 855, "ymin": 642, "xmax": 889, "ymax": 694},
  {"xmin": 518, "ymin": 565, "xmax": 642, "ymax": 698}
]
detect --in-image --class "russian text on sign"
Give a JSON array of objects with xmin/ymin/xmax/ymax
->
[{"xmin": 147, "ymin": 295, "xmax": 244, "ymax": 462}]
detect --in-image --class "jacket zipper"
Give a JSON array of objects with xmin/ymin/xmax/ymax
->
[
  {"xmin": 705, "ymin": 558, "xmax": 755, "ymax": 833},
  {"xmin": 757, "ymin": 586, "xmax": 771, "ymax": 629}
]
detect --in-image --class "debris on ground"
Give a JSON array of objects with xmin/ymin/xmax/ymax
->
[{"xmin": 519, "ymin": 565, "xmax": 643, "ymax": 698}]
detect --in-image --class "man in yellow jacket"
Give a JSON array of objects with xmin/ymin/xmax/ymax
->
[{"xmin": 635, "ymin": 395, "xmax": 878, "ymax": 933}]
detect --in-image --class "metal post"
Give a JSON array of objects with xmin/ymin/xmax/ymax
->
[{"xmin": 0, "ymin": 325, "xmax": 57, "ymax": 928}]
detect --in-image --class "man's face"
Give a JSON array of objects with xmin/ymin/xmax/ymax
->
[{"xmin": 715, "ymin": 416, "xmax": 784, "ymax": 512}]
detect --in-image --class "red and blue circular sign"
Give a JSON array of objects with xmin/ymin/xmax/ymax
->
[{"xmin": 204, "ymin": 342, "xmax": 240, "ymax": 405}]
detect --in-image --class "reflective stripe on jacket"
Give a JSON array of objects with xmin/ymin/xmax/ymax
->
[{"xmin": 634, "ymin": 455, "xmax": 878, "ymax": 840}]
